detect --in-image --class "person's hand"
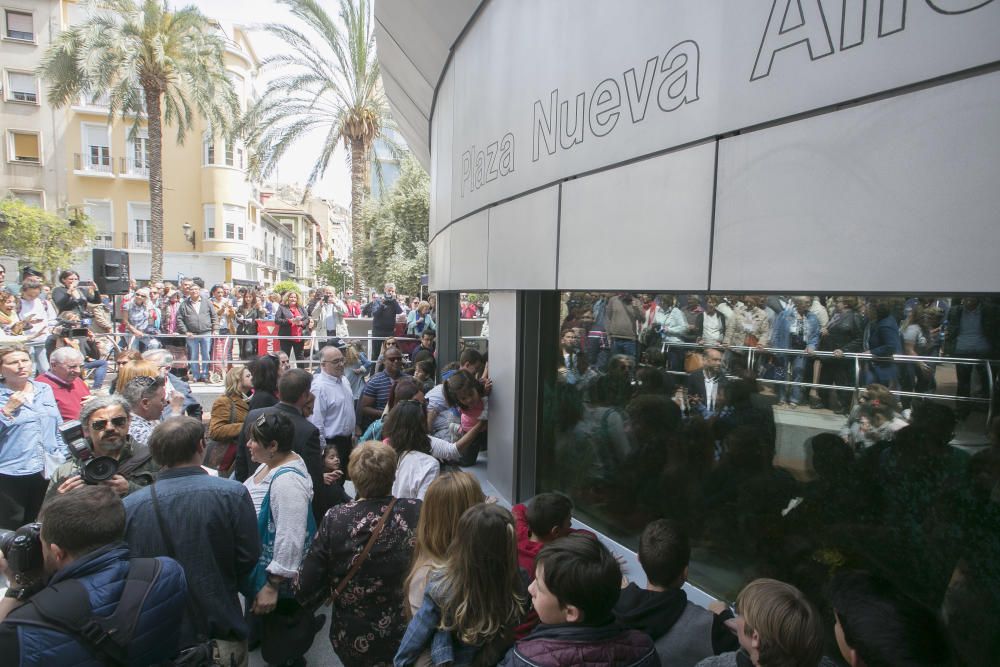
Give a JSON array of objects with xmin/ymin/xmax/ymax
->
[
  {"xmin": 2, "ymin": 391, "xmax": 28, "ymax": 418},
  {"xmin": 169, "ymin": 392, "xmax": 185, "ymax": 413},
  {"xmin": 103, "ymin": 475, "xmax": 129, "ymax": 496},
  {"xmin": 323, "ymin": 470, "xmax": 343, "ymax": 485},
  {"xmin": 57, "ymin": 475, "xmax": 86, "ymax": 495},
  {"xmin": 483, "ymin": 378, "xmax": 493, "ymax": 395},
  {"xmin": 833, "ymin": 349, "xmax": 844, "ymax": 358},
  {"xmin": 806, "ymin": 346, "xmax": 815, "ymax": 355},
  {"xmin": 252, "ymin": 583, "xmax": 279, "ymax": 615},
  {"xmin": 689, "ymin": 393, "xmax": 703, "ymax": 407},
  {"xmin": 186, "ymin": 332, "xmax": 194, "ymax": 338}
]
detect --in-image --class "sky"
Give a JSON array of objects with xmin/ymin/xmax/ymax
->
[{"xmin": 190, "ymin": 0, "xmax": 353, "ymax": 206}]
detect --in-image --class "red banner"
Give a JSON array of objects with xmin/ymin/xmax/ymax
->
[{"xmin": 257, "ymin": 319, "xmax": 280, "ymax": 356}]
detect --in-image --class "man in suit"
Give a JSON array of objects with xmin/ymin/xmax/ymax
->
[
  {"xmin": 685, "ymin": 346, "xmax": 728, "ymax": 417},
  {"xmin": 235, "ymin": 368, "xmax": 325, "ymax": 519}
]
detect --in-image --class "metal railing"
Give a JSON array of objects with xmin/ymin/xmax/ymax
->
[
  {"xmin": 659, "ymin": 340, "xmax": 995, "ymax": 426},
  {"xmin": 120, "ymin": 156, "xmax": 149, "ymax": 178},
  {"xmin": 75, "ymin": 152, "xmax": 113, "ymax": 174}
]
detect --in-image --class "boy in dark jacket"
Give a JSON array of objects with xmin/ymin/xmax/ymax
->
[
  {"xmin": 500, "ymin": 534, "xmax": 660, "ymax": 667},
  {"xmin": 615, "ymin": 520, "xmax": 738, "ymax": 667}
]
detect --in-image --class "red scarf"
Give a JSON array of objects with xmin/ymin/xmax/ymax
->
[{"xmin": 289, "ymin": 306, "xmax": 303, "ymax": 341}]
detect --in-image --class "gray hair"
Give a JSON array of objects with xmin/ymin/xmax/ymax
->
[
  {"xmin": 49, "ymin": 347, "xmax": 84, "ymax": 365},
  {"xmin": 120, "ymin": 377, "xmax": 165, "ymax": 407},
  {"xmin": 79, "ymin": 394, "xmax": 131, "ymax": 427},
  {"xmin": 142, "ymin": 349, "xmax": 173, "ymax": 367}
]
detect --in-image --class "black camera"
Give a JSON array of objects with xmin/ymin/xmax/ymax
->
[
  {"xmin": 59, "ymin": 420, "xmax": 119, "ymax": 484},
  {"xmin": 55, "ymin": 318, "xmax": 89, "ymax": 338},
  {"xmin": 0, "ymin": 523, "xmax": 44, "ymax": 598}
]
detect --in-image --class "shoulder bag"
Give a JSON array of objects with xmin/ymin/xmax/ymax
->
[{"xmin": 329, "ymin": 498, "xmax": 398, "ymax": 604}]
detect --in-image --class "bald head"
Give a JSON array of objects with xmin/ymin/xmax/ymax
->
[{"xmin": 320, "ymin": 345, "xmax": 345, "ymax": 378}]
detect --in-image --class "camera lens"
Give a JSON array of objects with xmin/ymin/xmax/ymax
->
[
  {"xmin": 83, "ymin": 456, "xmax": 119, "ymax": 483},
  {"xmin": 0, "ymin": 529, "xmax": 14, "ymax": 556}
]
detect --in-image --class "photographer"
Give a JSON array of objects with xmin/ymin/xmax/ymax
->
[
  {"xmin": 45, "ymin": 311, "xmax": 108, "ymax": 391},
  {"xmin": 0, "ymin": 486, "xmax": 188, "ymax": 665},
  {"xmin": 51, "ymin": 271, "xmax": 101, "ymax": 321},
  {"xmin": 44, "ymin": 395, "xmax": 159, "ymax": 503},
  {"xmin": 370, "ymin": 282, "xmax": 403, "ymax": 360}
]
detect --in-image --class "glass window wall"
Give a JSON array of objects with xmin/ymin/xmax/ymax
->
[{"xmin": 537, "ymin": 292, "xmax": 999, "ymax": 663}]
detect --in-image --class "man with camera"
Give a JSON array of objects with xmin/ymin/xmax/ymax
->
[
  {"xmin": 0, "ymin": 485, "xmax": 188, "ymax": 665},
  {"xmin": 44, "ymin": 395, "xmax": 159, "ymax": 503},
  {"xmin": 370, "ymin": 282, "xmax": 403, "ymax": 360},
  {"xmin": 124, "ymin": 417, "xmax": 260, "ymax": 666}
]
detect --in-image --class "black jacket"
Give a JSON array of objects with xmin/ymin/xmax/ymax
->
[
  {"xmin": 275, "ymin": 305, "xmax": 310, "ymax": 339},
  {"xmin": 371, "ymin": 297, "xmax": 402, "ymax": 335},
  {"xmin": 52, "ymin": 285, "xmax": 101, "ymax": 318},
  {"xmin": 235, "ymin": 402, "xmax": 325, "ymax": 519}
]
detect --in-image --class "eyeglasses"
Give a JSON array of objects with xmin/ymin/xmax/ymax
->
[
  {"xmin": 322, "ymin": 359, "xmax": 345, "ymax": 365},
  {"xmin": 91, "ymin": 416, "xmax": 128, "ymax": 431},
  {"xmin": 385, "ymin": 357, "xmax": 403, "ymax": 363},
  {"xmin": 126, "ymin": 375, "xmax": 158, "ymax": 388}
]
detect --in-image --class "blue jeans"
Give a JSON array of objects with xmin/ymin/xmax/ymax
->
[
  {"xmin": 186, "ymin": 336, "xmax": 211, "ymax": 380},
  {"xmin": 84, "ymin": 359, "xmax": 108, "ymax": 390},
  {"xmin": 27, "ymin": 345, "xmax": 49, "ymax": 376},
  {"xmin": 778, "ymin": 354, "xmax": 808, "ymax": 404}
]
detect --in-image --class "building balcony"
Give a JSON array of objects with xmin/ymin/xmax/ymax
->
[
  {"xmin": 74, "ymin": 153, "xmax": 114, "ymax": 177},
  {"xmin": 92, "ymin": 235, "xmax": 114, "ymax": 249},
  {"xmin": 119, "ymin": 157, "xmax": 149, "ymax": 179},
  {"xmin": 121, "ymin": 232, "xmax": 151, "ymax": 251}
]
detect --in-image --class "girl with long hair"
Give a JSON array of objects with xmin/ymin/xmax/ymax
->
[
  {"xmin": 442, "ymin": 370, "xmax": 489, "ymax": 466},
  {"xmin": 404, "ymin": 471, "xmax": 485, "ymax": 615},
  {"xmin": 207, "ymin": 365, "xmax": 252, "ymax": 475},
  {"xmin": 234, "ymin": 290, "xmax": 261, "ymax": 360},
  {"xmin": 383, "ymin": 399, "xmax": 438, "ymax": 499},
  {"xmin": 394, "ymin": 503, "xmax": 526, "ymax": 667}
]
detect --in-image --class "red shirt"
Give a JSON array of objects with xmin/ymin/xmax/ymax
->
[
  {"xmin": 346, "ymin": 300, "xmax": 361, "ymax": 317},
  {"xmin": 35, "ymin": 371, "xmax": 90, "ymax": 421}
]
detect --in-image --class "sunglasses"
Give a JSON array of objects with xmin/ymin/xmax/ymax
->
[
  {"xmin": 126, "ymin": 375, "xmax": 159, "ymax": 388},
  {"xmin": 91, "ymin": 416, "xmax": 128, "ymax": 431}
]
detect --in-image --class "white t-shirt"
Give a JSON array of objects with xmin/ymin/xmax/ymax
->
[
  {"xmin": 702, "ymin": 312, "xmax": 723, "ymax": 345},
  {"xmin": 392, "ymin": 450, "xmax": 439, "ymax": 500}
]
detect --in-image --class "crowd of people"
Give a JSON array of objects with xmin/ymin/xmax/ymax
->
[
  {"xmin": 0, "ymin": 271, "xmax": 997, "ymax": 666},
  {"xmin": 542, "ymin": 291, "xmax": 1000, "ymax": 666}
]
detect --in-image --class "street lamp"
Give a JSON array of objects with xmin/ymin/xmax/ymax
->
[{"xmin": 182, "ymin": 222, "xmax": 196, "ymax": 249}]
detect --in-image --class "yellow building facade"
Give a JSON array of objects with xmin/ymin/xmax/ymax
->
[{"xmin": 1, "ymin": 1, "xmax": 316, "ymax": 287}]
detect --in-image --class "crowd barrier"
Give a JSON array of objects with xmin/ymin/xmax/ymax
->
[{"xmin": 660, "ymin": 340, "xmax": 995, "ymax": 426}]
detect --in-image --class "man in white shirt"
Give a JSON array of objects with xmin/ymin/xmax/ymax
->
[{"xmin": 309, "ymin": 345, "xmax": 356, "ymax": 477}]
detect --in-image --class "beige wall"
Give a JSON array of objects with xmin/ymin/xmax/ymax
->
[{"xmin": 0, "ymin": 0, "xmax": 66, "ymax": 210}]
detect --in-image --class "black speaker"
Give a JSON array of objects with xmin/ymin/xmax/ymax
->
[{"xmin": 92, "ymin": 249, "xmax": 130, "ymax": 295}]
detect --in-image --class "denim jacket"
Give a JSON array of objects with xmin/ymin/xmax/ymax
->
[
  {"xmin": 394, "ymin": 585, "xmax": 476, "ymax": 666},
  {"xmin": 0, "ymin": 380, "xmax": 65, "ymax": 476},
  {"xmin": 770, "ymin": 308, "xmax": 820, "ymax": 355}
]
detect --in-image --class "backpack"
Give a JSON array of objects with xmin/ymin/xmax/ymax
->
[{"xmin": 5, "ymin": 558, "xmax": 173, "ymax": 666}]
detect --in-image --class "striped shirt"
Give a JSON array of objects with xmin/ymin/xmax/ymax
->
[{"xmin": 362, "ymin": 371, "xmax": 396, "ymax": 411}]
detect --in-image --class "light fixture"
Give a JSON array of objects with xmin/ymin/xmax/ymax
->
[{"xmin": 182, "ymin": 222, "xmax": 195, "ymax": 249}]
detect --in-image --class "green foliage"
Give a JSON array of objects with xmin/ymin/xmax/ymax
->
[
  {"xmin": 272, "ymin": 280, "xmax": 302, "ymax": 297},
  {"xmin": 357, "ymin": 155, "xmax": 429, "ymax": 297},
  {"xmin": 315, "ymin": 258, "xmax": 352, "ymax": 292},
  {"xmin": 0, "ymin": 199, "xmax": 96, "ymax": 275},
  {"xmin": 38, "ymin": 0, "xmax": 238, "ymax": 142}
]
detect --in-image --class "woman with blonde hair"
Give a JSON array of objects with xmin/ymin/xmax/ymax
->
[
  {"xmin": 275, "ymin": 291, "xmax": 313, "ymax": 366},
  {"xmin": 395, "ymin": 503, "xmax": 526, "ymax": 666},
  {"xmin": 112, "ymin": 359, "xmax": 160, "ymax": 394},
  {"xmin": 207, "ymin": 365, "xmax": 252, "ymax": 475},
  {"xmin": 404, "ymin": 471, "xmax": 485, "ymax": 615}
]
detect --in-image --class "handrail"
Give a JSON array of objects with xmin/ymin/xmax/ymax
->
[{"xmin": 660, "ymin": 340, "xmax": 997, "ymax": 365}]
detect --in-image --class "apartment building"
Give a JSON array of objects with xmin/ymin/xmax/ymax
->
[
  {"xmin": 0, "ymin": 2, "xmax": 314, "ymax": 286},
  {"xmin": 260, "ymin": 189, "xmax": 323, "ymax": 289},
  {"xmin": 307, "ymin": 197, "xmax": 351, "ymax": 265},
  {"xmin": 0, "ymin": 0, "xmax": 66, "ymax": 212}
]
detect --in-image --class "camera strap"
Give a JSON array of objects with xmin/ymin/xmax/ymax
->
[
  {"xmin": 8, "ymin": 557, "xmax": 162, "ymax": 667},
  {"xmin": 149, "ymin": 483, "xmax": 213, "ymax": 647}
]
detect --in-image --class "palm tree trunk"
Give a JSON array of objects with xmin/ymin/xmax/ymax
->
[
  {"xmin": 349, "ymin": 136, "xmax": 368, "ymax": 295},
  {"xmin": 145, "ymin": 86, "xmax": 164, "ymax": 283}
]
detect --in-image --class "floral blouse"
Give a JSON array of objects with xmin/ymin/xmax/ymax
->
[{"xmin": 296, "ymin": 496, "xmax": 421, "ymax": 667}]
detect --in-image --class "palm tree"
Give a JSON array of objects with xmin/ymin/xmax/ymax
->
[
  {"xmin": 239, "ymin": 0, "xmax": 395, "ymax": 294},
  {"xmin": 38, "ymin": 0, "xmax": 238, "ymax": 282}
]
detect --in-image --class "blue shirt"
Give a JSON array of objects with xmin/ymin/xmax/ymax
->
[
  {"xmin": 123, "ymin": 466, "xmax": 261, "ymax": 644},
  {"xmin": 362, "ymin": 371, "xmax": 396, "ymax": 411},
  {"xmin": 0, "ymin": 380, "xmax": 65, "ymax": 476}
]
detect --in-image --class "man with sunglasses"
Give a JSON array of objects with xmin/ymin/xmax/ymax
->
[
  {"xmin": 358, "ymin": 348, "xmax": 404, "ymax": 431},
  {"xmin": 45, "ymin": 395, "xmax": 159, "ymax": 502}
]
